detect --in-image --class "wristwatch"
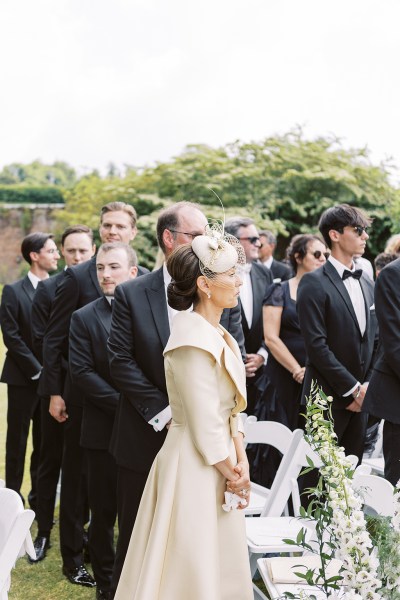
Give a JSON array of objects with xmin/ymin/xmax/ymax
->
[{"xmin": 352, "ymin": 384, "xmax": 361, "ymax": 400}]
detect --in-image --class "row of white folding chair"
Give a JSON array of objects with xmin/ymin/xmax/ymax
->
[
  {"xmin": 351, "ymin": 465, "xmax": 394, "ymax": 517},
  {"xmin": 0, "ymin": 486, "xmax": 36, "ymax": 600}
]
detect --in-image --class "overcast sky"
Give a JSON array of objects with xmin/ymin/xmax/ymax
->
[{"xmin": 1, "ymin": 0, "xmax": 399, "ymax": 176}]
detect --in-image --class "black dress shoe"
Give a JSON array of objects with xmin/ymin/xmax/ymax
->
[
  {"xmin": 96, "ymin": 590, "xmax": 113, "ymax": 600},
  {"xmin": 28, "ymin": 536, "xmax": 51, "ymax": 563},
  {"xmin": 62, "ymin": 565, "xmax": 96, "ymax": 587}
]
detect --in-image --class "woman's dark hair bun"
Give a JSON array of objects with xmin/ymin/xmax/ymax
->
[{"xmin": 166, "ymin": 244, "xmax": 202, "ymax": 311}]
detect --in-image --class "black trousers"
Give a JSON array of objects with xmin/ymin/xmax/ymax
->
[
  {"xmin": 332, "ymin": 407, "xmax": 368, "ymax": 462},
  {"xmin": 59, "ymin": 404, "xmax": 88, "ymax": 569},
  {"xmin": 383, "ymin": 420, "xmax": 400, "ymax": 487},
  {"xmin": 86, "ymin": 449, "xmax": 117, "ymax": 591},
  {"xmin": 110, "ymin": 466, "xmax": 148, "ymax": 595},
  {"xmin": 6, "ymin": 384, "xmax": 41, "ymax": 509},
  {"xmin": 35, "ymin": 396, "xmax": 64, "ymax": 537}
]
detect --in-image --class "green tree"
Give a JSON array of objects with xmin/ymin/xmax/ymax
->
[{"xmin": 0, "ymin": 160, "xmax": 77, "ymax": 187}]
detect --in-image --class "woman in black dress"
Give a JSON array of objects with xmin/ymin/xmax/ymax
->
[
  {"xmin": 261, "ymin": 234, "xmax": 329, "ymax": 430},
  {"xmin": 250, "ymin": 235, "xmax": 329, "ymax": 487}
]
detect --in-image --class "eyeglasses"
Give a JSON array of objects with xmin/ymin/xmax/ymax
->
[
  {"xmin": 169, "ymin": 229, "xmax": 202, "ymax": 240},
  {"xmin": 311, "ymin": 250, "xmax": 330, "ymax": 260},
  {"xmin": 239, "ymin": 236, "xmax": 261, "ymax": 246},
  {"xmin": 353, "ymin": 226, "xmax": 369, "ymax": 236}
]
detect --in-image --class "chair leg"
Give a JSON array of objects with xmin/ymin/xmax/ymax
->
[{"xmin": 253, "ymin": 582, "xmax": 269, "ymax": 600}]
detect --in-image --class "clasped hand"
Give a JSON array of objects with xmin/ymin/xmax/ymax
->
[{"xmin": 226, "ymin": 461, "xmax": 251, "ymax": 509}]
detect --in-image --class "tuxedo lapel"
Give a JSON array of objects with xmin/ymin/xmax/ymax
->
[
  {"xmin": 89, "ymin": 258, "xmax": 103, "ymax": 296},
  {"xmin": 324, "ymin": 262, "xmax": 361, "ymax": 333},
  {"xmin": 146, "ymin": 268, "xmax": 170, "ymax": 348},
  {"xmin": 359, "ymin": 275, "xmax": 372, "ymax": 339},
  {"xmin": 22, "ymin": 276, "xmax": 35, "ymax": 303},
  {"xmin": 94, "ymin": 296, "xmax": 112, "ymax": 336},
  {"xmin": 250, "ymin": 265, "xmax": 265, "ymax": 319}
]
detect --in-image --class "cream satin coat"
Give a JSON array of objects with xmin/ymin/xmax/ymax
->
[{"xmin": 115, "ymin": 310, "xmax": 253, "ymax": 600}]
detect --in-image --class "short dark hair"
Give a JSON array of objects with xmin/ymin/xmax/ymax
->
[
  {"xmin": 259, "ymin": 230, "xmax": 276, "ymax": 245},
  {"xmin": 286, "ymin": 234, "xmax": 326, "ymax": 274},
  {"xmin": 97, "ymin": 242, "xmax": 137, "ymax": 268},
  {"xmin": 21, "ymin": 232, "xmax": 54, "ymax": 265},
  {"xmin": 156, "ymin": 201, "xmax": 203, "ymax": 253},
  {"xmin": 61, "ymin": 225, "xmax": 93, "ymax": 246},
  {"xmin": 318, "ymin": 204, "xmax": 372, "ymax": 249},
  {"xmin": 166, "ymin": 243, "xmax": 202, "ymax": 310},
  {"xmin": 374, "ymin": 252, "xmax": 398, "ymax": 272},
  {"xmin": 100, "ymin": 202, "xmax": 137, "ymax": 228},
  {"xmin": 224, "ymin": 217, "xmax": 255, "ymax": 239}
]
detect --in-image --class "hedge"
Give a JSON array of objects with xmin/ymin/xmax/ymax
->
[{"xmin": 0, "ymin": 186, "xmax": 65, "ymax": 204}]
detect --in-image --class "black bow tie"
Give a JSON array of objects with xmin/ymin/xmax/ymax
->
[{"xmin": 342, "ymin": 269, "xmax": 363, "ymax": 281}]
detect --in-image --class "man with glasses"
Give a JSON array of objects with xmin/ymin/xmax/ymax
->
[
  {"xmin": 108, "ymin": 201, "xmax": 245, "ymax": 596},
  {"xmin": 297, "ymin": 204, "xmax": 378, "ymax": 460},
  {"xmin": 225, "ymin": 217, "xmax": 272, "ymax": 415}
]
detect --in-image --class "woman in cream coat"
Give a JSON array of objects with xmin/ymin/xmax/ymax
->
[{"xmin": 115, "ymin": 230, "xmax": 253, "ymax": 600}]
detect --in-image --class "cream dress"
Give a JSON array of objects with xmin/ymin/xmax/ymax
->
[{"xmin": 114, "ymin": 310, "xmax": 253, "ymax": 600}]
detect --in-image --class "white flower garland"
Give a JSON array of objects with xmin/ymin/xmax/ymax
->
[{"xmin": 305, "ymin": 390, "xmax": 382, "ymax": 599}]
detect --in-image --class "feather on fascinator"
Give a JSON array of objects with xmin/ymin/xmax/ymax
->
[{"xmin": 191, "ymin": 221, "xmax": 246, "ymax": 277}]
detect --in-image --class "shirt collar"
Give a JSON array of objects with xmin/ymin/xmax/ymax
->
[
  {"xmin": 163, "ymin": 262, "xmax": 172, "ymax": 287},
  {"xmin": 263, "ymin": 256, "xmax": 273, "ymax": 269},
  {"xmin": 328, "ymin": 255, "xmax": 355, "ymax": 277},
  {"xmin": 27, "ymin": 270, "xmax": 46, "ymax": 289}
]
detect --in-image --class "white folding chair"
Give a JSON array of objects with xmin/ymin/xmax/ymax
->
[
  {"xmin": 351, "ymin": 471, "xmax": 394, "ymax": 517},
  {"xmin": 0, "ymin": 487, "xmax": 36, "ymax": 600},
  {"xmin": 244, "ymin": 417, "xmax": 304, "ymax": 516}
]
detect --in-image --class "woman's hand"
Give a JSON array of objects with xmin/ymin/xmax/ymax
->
[
  {"xmin": 292, "ymin": 366, "xmax": 305, "ymax": 384},
  {"xmin": 226, "ymin": 461, "xmax": 251, "ymax": 508}
]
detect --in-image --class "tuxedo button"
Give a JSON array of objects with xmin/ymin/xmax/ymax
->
[{"xmin": 143, "ymin": 408, "xmax": 149, "ymax": 415}]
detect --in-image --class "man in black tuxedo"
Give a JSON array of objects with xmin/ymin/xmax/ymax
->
[
  {"xmin": 30, "ymin": 225, "xmax": 95, "ymax": 563},
  {"xmin": 259, "ymin": 230, "xmax": 292, "ymax": 282},
  {"xmin": 363, "ymin": 257, "xmax": 400, "ymax": 485},
  {"xmin": 0, "ymin": 232, "xmax": 60, "ymax": 508},
  {"xmin": 297, "ymin": 204, "xmax": 378, "ymax": 461},
  {"xmin": 42, "ymin": 202, "xmax": 147, "ymax": 588},
  {"xmin": 108, "ymin": 201, "xmax": 245, "ymax": 595},
  {"xmin": 225, "ymin": 217, "xmax": 272, "ymax": 414},
  {"xmin": 69, "ymin": 243, "xmax": 138, "ymax": 600}
]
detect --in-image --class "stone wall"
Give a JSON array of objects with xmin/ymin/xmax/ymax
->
[{"xmin": 0, "ymin": 204, "xmax": 64, "ymax": 283}]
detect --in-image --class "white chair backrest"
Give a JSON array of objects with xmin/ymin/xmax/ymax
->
[
  {"xmin": 244, "ymin": 416, "xmax": 299, "ymax": 456},
  {"xmin": 0, "ymin": 481, "xmax": 5, "ymax": 489},
  {"xmin": 0, "ymin": 488, "xmax": 35, "ymax": 599},
  {"xmin": 351, "ymin": 473, "xmax": 394, "ymax": 517}
]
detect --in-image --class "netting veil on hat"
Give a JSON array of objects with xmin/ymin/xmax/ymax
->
[{"xmin": 191, "ymin": 221, "xmax": 246, "ymax": 278}]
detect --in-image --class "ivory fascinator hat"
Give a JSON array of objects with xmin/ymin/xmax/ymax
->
[{"xmin": 191, "ymin": 222, "xmax": 246, "ymax": 277}]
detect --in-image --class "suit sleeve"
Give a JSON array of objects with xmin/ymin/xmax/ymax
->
[
  {"xmin": 165, "ymin": 347, "xmax": 230, "ymax": 465},
  {"xmin": 0, "ymin": 284, "xmax": 42, "ymax": 377},
  {"xmin": 107, "ymin": 283, "xmax": 169, "ymax": 421},
  {"xmin": 69, "ymin": 311, "xmax": 119, "ymax": 415},
  {"xmin": 297, "ymin": 275, "xmax": 358, "ymax": 398},
  {"xmin": 42, "ymin": 269, "xmax": 78, "ymax": 395},
  {"xmin": 374, "ymin": 266, "xmax": 400, "ymax": 375},
  {"xmin": 31, "ymin": 282, "xmax": 52, "ymax": 364}
]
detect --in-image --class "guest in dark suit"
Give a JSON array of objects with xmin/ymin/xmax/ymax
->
[
  {"xmin": 363, "ymin": 257, "xmax": 400, "ymax": 485},
  {"xmin": 0, "ymin": 232, "xmax": 60, "ymax": 509},
  {"xmin": 42, "ymin": 202, "xmax": 147, "ymax": 588},
  {"xmin": 29, "ymin": 225, "xmax": 95, "ymax": 563},
  {"xmin": 259, "ymin": 230, "xmax": 292, "ymax": 282},
  {"xmin": 70, "ymin": 243, "xmax": 138, "ymax": 600},
  {"xmin": 297, "ymin": 204, "xmax": 378, "ymax": 461},
  {"xmin": 108, "ymin": 201, "xmax": 245, "ymax": 595},
  {"xmin": 224, "ymin": 217, "xmax": 272, "ymax": 415}
]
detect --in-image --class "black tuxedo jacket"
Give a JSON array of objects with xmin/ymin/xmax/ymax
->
[
  {"xmin": 364, "ymin": 258, "xmax": 400, "ymax": 424},
  {"xmin": 108, "ymin": 267, "xmax": 245, "ymax": 473},
  {"xmin": 270, "ymin": 258, "xmax": 292, "ymax": 282},
  {"xmin": 0, "ymin": 275, "xmax": 42, "ymax": 386},
  {"xmin": 297, "ymin": 260, "xmax": 378, "ymax": 409},
  {"xmin": 69, "ymin": 296, "xmax": 119, "ymax": 449},
  {"xmin": 241, "ymin": 262, "xmax": 272, "ymax": 355},
  {"xmin": 42, "ymin": 256, "xmax": 148, "ymax": 398}
]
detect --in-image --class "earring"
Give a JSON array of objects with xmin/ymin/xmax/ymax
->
[{"xmin": 207, "ymin": 291, "xmax": 211, "ymax": 299}]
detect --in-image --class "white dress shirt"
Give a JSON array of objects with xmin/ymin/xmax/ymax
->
[
  {"xmin": 27, "ymin": 270, "xmax": 48, "ymax": 379},
  {"xmin": 328, "ymin": 255, "xmax": 366, "ymax": 397},
  {"xmin": 237, "ymin": 264, "xmax": 268, "ymax": 364}
]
